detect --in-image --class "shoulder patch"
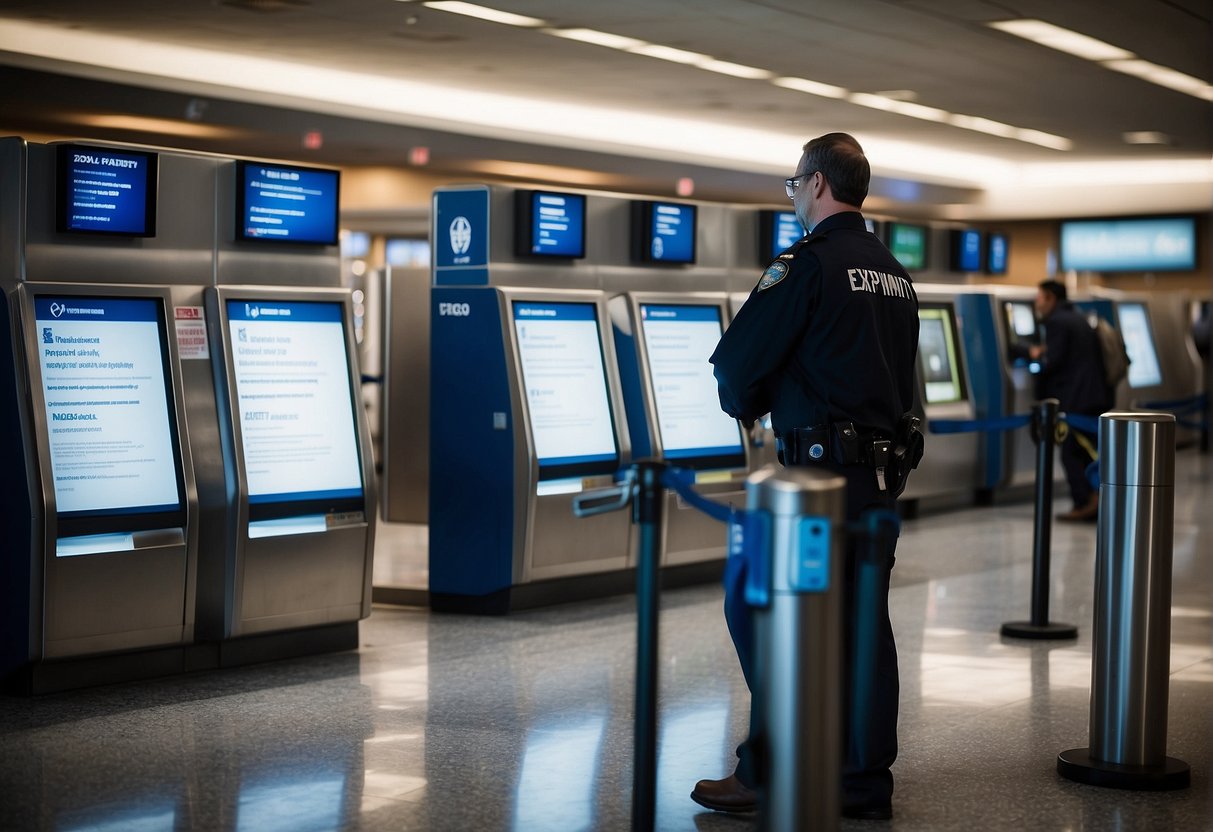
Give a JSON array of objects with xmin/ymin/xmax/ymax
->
[{"xmin": 757, "ymin": 260, "xmax": 789, "ymax": 291}]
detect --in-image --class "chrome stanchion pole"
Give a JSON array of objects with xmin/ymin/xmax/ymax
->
[
  {"xmin": 749, "ymin": 466, "xmax": 845, "ymax": 832},
  {"xmin": 1058, "ymin": 412, "xmax": 1190, "ymax": 789}
]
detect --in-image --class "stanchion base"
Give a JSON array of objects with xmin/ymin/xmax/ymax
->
[
  {"xmin": 1000, "ymin": 621, "xmax": 1078, "ymax": 640},
  {"xmin": 1058, "ymin": 748, "xmax": 1190, "ymax": 790}
]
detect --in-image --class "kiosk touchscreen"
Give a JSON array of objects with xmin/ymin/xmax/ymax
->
[
  {"xmin": 1117, "ymin": 301, "xmax": 1164, "ymax": 389},
  {"xmin": 429, "ymin": 287, "xmax": 632, "ymax": 611},
  {"xmin": 917, "ymin": 304, "xmax": 967, "ymax": 405},
  {"xmin": 16, "ymin": 283, "xmax": 197, "ymax": 663},
  {"xmin": 610, "ymin": 293, "xmax": 745, "ymax": 566},
  {"xmin": 1002, "ymin": 299, "xmax": 1039, "ymax": 368},
  {"xmin": 207, "ymin": 287, "xmax": 374, "ymax": 638}
]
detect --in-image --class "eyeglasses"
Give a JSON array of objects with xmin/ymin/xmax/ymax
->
[{"xmin": 784, "ymin": 177, "xmax": 803, "ymax": 199}]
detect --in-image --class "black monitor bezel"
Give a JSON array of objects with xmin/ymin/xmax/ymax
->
[
  {"xmin": 37, "ymin": 293, "xmax": 188, "ymax": 537},
  {"xmin": 513, "ymin": 189, "xmax": 588, "ymax": 260},
  {"xmin": 234, "ymin": 159, "xmax": 341, "ymax": 246},
  {"xmin": 631, "ymin": 200, "xmax": 698, "ymax": 265},
  {"xmin": 55, "ymin": 143, "xmax": 159, "ymax": 238}
]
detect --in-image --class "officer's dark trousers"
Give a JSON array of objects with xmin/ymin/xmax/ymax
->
[
  {"xmin": 1060, "ymin": 425, "xmax": 1098, "ymax": 509},
  {"xmin": 723, "ymin": 467, "xmax": 900, "ymax": 809}
]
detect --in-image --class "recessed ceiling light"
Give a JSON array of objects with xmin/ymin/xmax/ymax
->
[
  {"xmin": 421, "ymin": 2, "xmax": 545, "ymax": 28},
  {"xmin": 1122, "ymin": 131, "xmax": 1171, "ymax": 145},
  {"xmin": 850, "ymin": 93, "xmax": 949, "ymax": 123},
  {"xmin": 1105, "ymin": 59, "xmax": 1213, "ymax": 100},
  {"xmin": 694, "ymin": 59, "xmax": 772, "ymax": 80},
  {"xmin": 988, "ymin": 19, "xmax": 1133, "ymax": 62},
  {"xmin": 625, "ymin": 44, "xmax": 710, "ymax": 65},
  {"xmin": 949, "ymin": 114, "xmax": 1018, "ymax": 138}
]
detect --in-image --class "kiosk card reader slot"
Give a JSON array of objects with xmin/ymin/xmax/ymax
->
[
  {"xmin": 610, "ymin": 292, "xmax": 746, "ymax": 565},
  {"xmin": 13, "ymin": 283, "xmax": 198, "ymax": 662},
  {"xmin": 429, "ymin": 287, "xmax": 632, "ymax": 612},
  {"xmin": 206, "ymin": 287, "xmax": 375, "ymax": 639}
]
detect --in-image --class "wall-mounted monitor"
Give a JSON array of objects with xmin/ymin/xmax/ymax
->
[
  {"xmin": 1060, "ymin": 216, "xmax": 1197, "ymax": 273},
  {"xmin": 886, "ymin": 222, "xmax": 928, "ymax": 271},
  {"xmin": 55, "ymin": 144, "xmax": 158, "ymax": 237},
  {"xmin": 639, "ymin": 304, "xmax": 745, "ymax": 469},
  {"xmin": 514, "ymin": 190, "xmax": 587, "ymax": 258},
  {"xmin": 949, "ymin": 229, "xmax": 983, "ymax": 272},
  {"xmin": 1116, "ymin": 301, "xmax": 1163, "ymax": 388},
  {"xmin": 986, "ymin": 232, "xmax": 1008, "ymax": 275},
  {"xmin": 33, "ymin": 294, "xmax": 185, "ymax": 540},
  {"xmin": 917, "ymin": 304, "xmax": 967, "ymax": 404},
  {"xmin": 235, "ymin": 160, "xmax": 340, "ymax": 245},
  {"xmin": 385, "ymin": 238, "xmax": 431, "ymax": 268},
  {"xmin": 758, "ymin": 210, "xmax": 805, "ymax": 263},
  {"xmin": 339, "ymin": 230, "xmax": 370, "ymax": 259},
  {"xmin": 512, "ymin": 301, "xmax": 619, "ymax": 479},
  {"xmin": 225, "ymin": 299, "xmax": 364, "ymax": 519},
  {"xmin": 632, "ymin": 200, "xmax": 697, "ymax": 264}
]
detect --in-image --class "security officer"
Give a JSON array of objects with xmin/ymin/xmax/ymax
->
[{"xmin": 690, "ymin": 133, "xmax": 920, "ymax": 821}]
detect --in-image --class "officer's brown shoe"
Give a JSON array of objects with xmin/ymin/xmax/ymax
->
[
  {"xmin": 690, "ymin": 774, "xmax": 757, "ymax": 813},
  {"xmin": 1057, "ymin": 494, "xmax": 1098, "ymax": 523}
]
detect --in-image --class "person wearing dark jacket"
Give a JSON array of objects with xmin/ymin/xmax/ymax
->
[{"xmin": 1029, "ymin": 280, "xmax": 1113, "ymax": 521}]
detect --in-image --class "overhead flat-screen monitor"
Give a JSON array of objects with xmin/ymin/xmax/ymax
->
[
  {"xmin": 512, "ymin": 301, "xmax": 619, "ymax": 479},
  {"xmin": 1060, "ymin": 216, "xmax": 1197, "ymax": 272},
  {"xmin": 917, "ymin": 304, "xmax": 967, "ymax": 404},
  {"xmin": 887, "ymin": 222, "xmax": 927, "ymax": 271},
  {"xmin": 758, "ymin": 210, "xmax": 805, "ymax": 263},
  {"xmin": 56, "ymin": 144, "xmax": 158, "ymax": 236},
  {"xmin": 1116, "ymin": 302, "xmax": 1163, "ymax": 388},
  {"xmin": 986, "ymin": 232, "xmax": 1009, "ymax": 275},
  {"xmin": 514, "ymin": 190, "xmax": 587, "ymax": 258},
  {"xmin": 632, "ymin": 200, "xmax": 697, "ymax": 264},
  {"xmin": 949, "ymin": 229, "xmax": 983, "ymax": 272},
  {"xmin": 639, "ymin": 304, "xmax": 745, "ymax": 469},
  {"xmin": 34, "ymin": 295, "xmax": 184, "ymax": 540},
  {"xmin": 226, "ymin": 299, "xmax": 364, "ymax": 519},
  {"xmin": 235, "ymin": 160, "xmax": 340, "ymax": 245}
]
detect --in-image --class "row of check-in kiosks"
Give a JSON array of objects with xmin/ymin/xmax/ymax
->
[
  {"xmin": 426, "ymin": 187, "xmax": 1207, "ymax": 613},
  {"xmin": 0, "ymin": 138, "xmax": 377, "ymax": 692}
]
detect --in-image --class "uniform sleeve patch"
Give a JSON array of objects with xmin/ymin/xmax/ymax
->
[{"xmin": 757, "ymin": 260, "xmax": 790, "ymax": 291}]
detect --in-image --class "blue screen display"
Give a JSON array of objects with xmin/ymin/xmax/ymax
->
[
  {"xmin": 524, "ymin": 191, "xmax": 586, "ymax": 257},
  {"xmin": 769, "ymin": 211, "xmax": 805, "ymax": 259},
  {"xmin": 1060, "ymin": 217, "xmax": 1197, "ymax": 272},
  {"xmin": 987, "ymin": 233, "xmax": 1008, "ymax": 274},
  {"xmin": 952, "ymin": 229, "xmax": 982, "ymax": 272},
  {"xmin": 57, "ymin": 145, "xmax": 157, "ymax": 236},
  {"xmin": 237, "ymin": 161, "xmax": 340, "ymax": 245},
  {"xmin": 644, "ymin": 202, "xmax": 696, "ymax": 263}
]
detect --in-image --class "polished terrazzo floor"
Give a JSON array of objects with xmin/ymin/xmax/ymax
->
[{"xmin": 1, "ymin": 452, "xmax": 1210, "ymax": 831}]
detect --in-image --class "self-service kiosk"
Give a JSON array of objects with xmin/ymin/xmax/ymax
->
[
  {"xmin": 902, "ymin": 289, "xmax": 981, "ymax": 505},
  {"xmin": 609, "ymin": 292, "xmax": 747, "ymax": 565},
  {"xmin": 429, "ymin": 286, "xmax": 632, "ymax": 612},
  {"xmin": 205, "ymin": 287, "xmax": 376, "ymax": 643}
]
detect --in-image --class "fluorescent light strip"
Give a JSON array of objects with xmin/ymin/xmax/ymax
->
[
  {"xmin": 696, "ymin": 59, "xmax": 772, "ymax": 80},
  {"xmin": 421, "ymin": 1, "xmax": 545, "ymax": 28},
  {"xmin": 772, "ymin": 76, "xmax": 848, "ymax": 99},
  {"xmin": 545, "ymin": 28, "xmax": 646, "ymax": 50},
  {"xmin": 990, "ymin": 19, "xmax": 1213, "ymax": 102},
  {"xmin": 627, "ymin": 43, "xmax": 710, "ymax": 65},
  {"xmin": 988, "ymin": 19, "xmax": 1132, "ymax": 61},
  {"xmin": 850, "ymin": 93, "xmax": 949, "ymax": 123}
]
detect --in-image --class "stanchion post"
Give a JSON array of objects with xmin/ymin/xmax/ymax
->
[
  {"xmin": 1058, "ymin": 413, "xmax": 1189, "ymax": 789},
  {"xmin": 749, "ymin": 466, "xmax": 845, "ymax": 832},
  {"xmin": 1002, "ymin": 398, "xmax": 1078, "ymax": 640},
  {"xmin": 632, "ymin": 460, "xmax": 664, "ymax": 832}
]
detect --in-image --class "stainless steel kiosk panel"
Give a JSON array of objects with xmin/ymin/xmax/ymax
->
[
  {"xmin": 428, "ymin": 286, "xmax": 632, "ymax": 611},
  {"xmin": 903, "ymin": 297, "xmax": 981, "ymax": 502},
  {"xmin": 609, "ymin": 292, "xmax": 746, "ymax": 566},
  {"xmin": 206, "ymin": 286, "xmax": 376, "ymax": 637},
  {"xmin": 15, "ymin": 282, "xmax": 198, "ymax": 659}
]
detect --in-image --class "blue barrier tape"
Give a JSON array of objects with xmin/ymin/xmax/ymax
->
[
  {"xmin": 927, "ymin": 413, "xmax": 1031, "ymax": 435},
  {"xmin": 660, "ymin": 468, "xmax": 738, "ymax": 525},
  {"xmin": 1136, "ymin": 393, "xmax": 1207, "ymax": 413},
  {"xmin": 1062, "ymin": 412, "xmax": 1100, "ymax": 434}
]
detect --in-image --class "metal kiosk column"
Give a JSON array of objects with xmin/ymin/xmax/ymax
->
[
  {"xmin": 1059, "ymin": 412, "xmax": 1190, "ymax": 789},
  {"xmin": 750, "ymin": 466, "xmax": 845, "ymax": 832}
]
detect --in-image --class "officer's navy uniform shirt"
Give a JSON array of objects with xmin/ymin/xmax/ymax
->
[{"xmin": 710, "ymin": 211, "xmax": 919, "ymax": 440}]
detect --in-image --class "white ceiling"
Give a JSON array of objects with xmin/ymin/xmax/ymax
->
[{"xmin": 0, "ymin": 0, "xmax": 1210, "ymax": 219}]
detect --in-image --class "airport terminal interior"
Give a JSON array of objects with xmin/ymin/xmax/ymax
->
[{"xmin": 1, "ymin": 2, "xmax": 1211, "ymax": 830}]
